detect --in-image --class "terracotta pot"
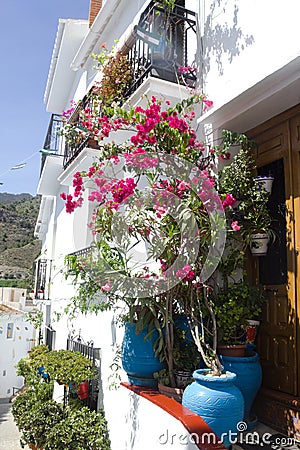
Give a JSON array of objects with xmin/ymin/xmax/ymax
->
[
  {"xmin": 77, "ymin": 380, "xmax": 89, "ymax": 399},
  {"xmin": 158, "ymin": 383, "xmax": 184, "ymax": 403},
  {"xmin": 218, "ymin": 344, "xmax": 246, "ymax": 357},
  {"xmin": 88, "ymin": 138, "xmax": 99, "ymax": 149}
]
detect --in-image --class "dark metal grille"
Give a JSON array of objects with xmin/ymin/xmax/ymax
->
[
  {"xmin": 66, "ymin": 245, "xmax": 95, "ymax": 269},
  {"xmin": 125, "ymin": 1, "xmax": 197, "ymax": 96},
  {"xmin": 34, "ymin": 259, "xmax": 52, "ymax": 300},
  {"xmin": 67, "ymin": 334, "xmax": 101, "ymax": 411},
  {"xmin": 41, "ymin": 114, "xmax": 63, "ymax": 173},
  {"xmin": 45, "ymin": 325, "xmax": 56, "ymax": 351},
  {"xmin": 63, "ymin": 95, "xmax": 99, "ymax": 170}
]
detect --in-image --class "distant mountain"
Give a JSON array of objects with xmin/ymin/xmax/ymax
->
[
  {"xmin": 0, "ymin": 192, "xmax": 32, "ymax": 204},
  {"xmin": 0, "ymin": 194, "xmax": 41, "ymax": 286}
]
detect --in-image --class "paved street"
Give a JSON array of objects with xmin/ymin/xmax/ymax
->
[{"xmin": 0, "ymin": 399, "xmax": 23, "ymax": 450}]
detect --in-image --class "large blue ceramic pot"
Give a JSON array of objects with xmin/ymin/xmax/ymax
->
[
  {"xmin": 182, "ymin": 369, "xmax": 244, "ymax": 448},
  {"xmin": 121, "ymin": 322, "xmax": 165, "ymax": 388},
  {"xmin": 219, "ymin": 351, "xmax": 262, "ymax": 423}
]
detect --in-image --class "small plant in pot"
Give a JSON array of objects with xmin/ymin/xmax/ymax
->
[
  {"xmin": 212, "ymin": 279, "xmax": 266, "ymax": 357},
  {"xmin": 43, "ymin": 349, "xmax": 97, "ymax": 390},
  {"xmin": 218, "ymin": 144, "xmax": 274, "ymax": 256}
]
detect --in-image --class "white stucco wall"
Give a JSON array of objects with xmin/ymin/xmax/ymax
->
[
  {"xmin": 0, "ymin": 313, "xmax": 35, "ymax": 398},
  {"xmin": 199, "ymin": 0, "xmax": 300, "ymax": 110}
]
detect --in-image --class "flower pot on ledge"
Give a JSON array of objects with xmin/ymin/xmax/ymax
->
[
  {"xmin": 218, "ymin": 344, "xmax": 246, "ymax": 357},
  {"xmin": 121, "ymin": 322, "xmax": 165, "ymax": 388},
  {"xmin": 158, "ymin": 383, "xmax": 184, "ymax": 403},
  {"xmin": 77, "ymin": 380, "xmax": 89, "ymax": 399},
  {"xmin": 182, "ymin": 369, "xmax": 244, "ymax": 448}
]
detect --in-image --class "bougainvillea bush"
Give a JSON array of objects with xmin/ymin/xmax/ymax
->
[{"xmin": 61, "ymin": 93, "xmax": 261, "ymax": 380}]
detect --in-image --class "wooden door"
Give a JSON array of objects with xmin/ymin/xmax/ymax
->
[{"xmin": 249, "ymin": 115, "xmax": 298, "ymax": 396}]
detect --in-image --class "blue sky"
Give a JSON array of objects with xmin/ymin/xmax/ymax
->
[{"xmin": 0, "ymin": 0, "xmax": 89, "ymax": 195}]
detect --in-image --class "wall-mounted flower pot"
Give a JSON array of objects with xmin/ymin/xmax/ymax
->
[
  {"xmin": 182, "ymin": 369, "xmax": 244, "ymax": 448},
  {"xmin": 122, "ymin": 322, "xmax": 165, "ymax": 388},
  {"xmin": 250, "ymin": 233, "xmax": 270, "ymax": 256},
  {"xmin": 255, "ymin": 175, "xmax": 274, "ymax": 194}
]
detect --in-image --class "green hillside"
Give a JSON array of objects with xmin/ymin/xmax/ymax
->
[{"xmin": 0, "ymin": 194, "xmax": 41, "ymax": 287}]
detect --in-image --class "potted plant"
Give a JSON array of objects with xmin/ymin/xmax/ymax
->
[
  {"xmin": 44, "ymin": 406, "xmax": 111, "ymax": 450},
  {"xmin": 43, "ymin": 349, "xmax": 97, "ymax": 387},
  {"xmin": 212, "ymin": 280, "xmax": 265, "ymax": 356}
]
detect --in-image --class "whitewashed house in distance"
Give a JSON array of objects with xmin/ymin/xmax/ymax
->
[
  {"xmin": 34, "ymin": 0, "xmax": 300, "ymax": 446},
  {"xmin": 0, "ymin": 289, "xmax": 35, "ymax": 399}
]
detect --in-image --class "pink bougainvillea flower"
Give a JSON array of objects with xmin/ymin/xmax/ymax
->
[
  {"xmin": 176, "ymin": 265, "xmax": 195, "ymax": 281},
  {"xmin": 101, "ymin": 281, "xmax": 112, "ymax": 292},
  {"xmin": 231, "ymin": 221, "xmax": 241, "ymax": 232},
  {"xmin": 222, "ymin": 193, "xmax": 236, "ymax": 208}
]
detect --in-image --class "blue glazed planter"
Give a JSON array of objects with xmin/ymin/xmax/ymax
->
[
  {"xmin": 38, "ymin": 366, "xmax": 49, "ymax": 379},
  {"xmin": 121, "ymin": 322, "xmax": 165, "ymax": 388},
  {"xmin": 219, "ymin": 351, "xmax": 262, "ymax": 423},
  {"xmin": 182, "ymin": 369, "xmax": 244, "ymax": 448}
]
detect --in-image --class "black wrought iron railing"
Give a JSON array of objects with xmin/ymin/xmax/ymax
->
[
  {"xmin": 40, "ymin": 114, "xmax": 63, "ymax": 173},
  {"xmin": 66, "ymin": 245, "xmax": 95, "ymax": 267},
  {"xmin": 62, "ymin": 1, "xmax": 197, "ymax": 169},
  {"xmin": 67, "ymin": 334, "xmax": 101, "ymax": 411},
  {"xmin": 125, "ymin": 1, "xmax": 197, "ymax": 96},
  {"xmin": 33, "ymin": 259, "xmax": 52, "ymax": 300}
]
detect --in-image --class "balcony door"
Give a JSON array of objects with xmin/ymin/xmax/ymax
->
[{"xmin": 248, "ymin": 105, "xmax": 300, "ymax": 397}]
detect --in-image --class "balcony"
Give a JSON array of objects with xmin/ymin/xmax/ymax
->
[
  {"xmin": 62, "ymin": 1, "xmax": 197, "ymax": 171},
  {"xmin": 40, "ymin": 114, "xmax": 63, "ymax": 173},
  {"xmin": 125, "ymin": 1, "xmax": 197, "ymax": 96},
  {"xmin": 66, "ymin": 245, "xmax": 94, "ymax": 268}
]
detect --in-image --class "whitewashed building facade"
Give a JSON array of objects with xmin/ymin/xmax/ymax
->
[{"xmin": 34, "ymin": 0, "xmax": 300, "ymax": 444}]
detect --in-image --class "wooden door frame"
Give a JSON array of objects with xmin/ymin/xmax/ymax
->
[{"xmin": 247, "ymin": 104, "xmax": 299, "ymax": 396}]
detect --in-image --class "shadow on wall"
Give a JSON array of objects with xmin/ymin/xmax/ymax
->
[{"xmin": 202, "ymin": 0, "xmax": 254, "ymax": 76}]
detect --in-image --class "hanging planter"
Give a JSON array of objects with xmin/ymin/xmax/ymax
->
[
  {"xmin": 250, "ymin": 232, "xmax": 270, "ymax": 256},
  {"xmin": 182, "ymin": 369, "xmax": 244, "ymax": 448},
  {"xmin": 219, "ymin": 352, "xmax": 262, "ymax": 427},
  {"xmin": 255, "ymin": 175, "xmax": 274, "ymax": 194},
  {"xmin": 121, "ymin": 322, "xmax": 165, "ymax": 388}
]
